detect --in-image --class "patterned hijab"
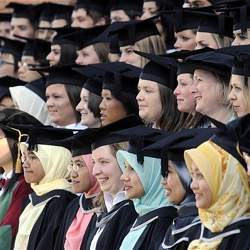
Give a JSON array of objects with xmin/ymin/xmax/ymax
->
[{"xmin": 184, "ymin": 140, "xmax": 250, "ymax": 250}]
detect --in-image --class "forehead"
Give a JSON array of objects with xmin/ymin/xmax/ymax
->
[
  {"xmin": 11, "ymin": 17, "xmax": 31, "ymax": 26},
  {"xmin": 143, "ymin": 1, "xmax": 158, "ymax": 9},
  {"xmin": 92, "ymin": 145, "xmax": 113, "ymax": 157},
  {"xmin": 46, "ymin": 83, "xmax": 66, "ymax": 93},
  {"xmin": 138, "ymin": 78, "xmax": 157, "ymax": 87}
]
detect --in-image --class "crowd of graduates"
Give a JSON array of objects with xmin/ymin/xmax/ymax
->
[{"xmin": 0, "ymin": 0, "xmax": 250, "ymax": 249}]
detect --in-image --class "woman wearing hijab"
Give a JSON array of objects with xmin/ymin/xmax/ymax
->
[
  {"xmin": 117, "ymin": 144, "xmax": 177, "ymax": 249},
  {"xmin": 184, "ymin": 138, "xmax": 250, "ymax": 249},
  {"xmin": 55, "ymin": 140, "xmax": 100, "ymax": 250},
  {"xmin": 14, "ymin": 127, "xmax": 76, "ymax": 250},
  {"xmin": 0, "ymin": 109, "xmax": 42, "ymax": 250}
]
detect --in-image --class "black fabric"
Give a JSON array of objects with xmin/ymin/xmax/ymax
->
[
  {"xmin": 27, "ymin": 190, "xmax": 76, "ymax": 250},
  {"xmin": 160, "ymin": 203, "xmax": 201, "ymax": 250},
  {"xmin": 133, "ymin": 206, "xmax": 177, "ymax": 250},
  {"xmin": 25, "ymin": 78, "xmax": 46, "ymax": 101}
]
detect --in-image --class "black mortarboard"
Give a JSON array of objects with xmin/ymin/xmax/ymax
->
[
  {"xmin": 49, "ymin": 4, "xmax": 74, "ymax": 21},
  {"xmin": 110, "ymin": 0, "xmax": 143, "ymax": 12},
  {"xmin": 215, "ymin": 45, "xmax": 250, "ymax": 85},
  {"xmin": 156, "ymin": 0, "xmax": 184, "ymax": 10},
  {"xmin": 90, "ymin": 62, "xmax": 140, "ymax": 96},
  {"xmin": 0, "ymin": 87, "xmax": 11, "ymax": 101},
  {"xmin": 61, "ymin": 25, "xmax": 110, "ymax": 50},
  {"xmin": 8, "ymin": 3, "xmax": 41, "ymax": 25},
  {"xmin": 74, "ymin": 115, "xmax": 143, "ymax": 151},
  {"xmin": 143, "ymin": 127, "xmax": 217, "ymax": 176},
  {"xmin": 24, "ymin": 78, "xmax": 46, "ymax": 101},
  {"xmin": 38, "ymin": 3, "xmax": 53, "ymax": 22},
  {"xmin": 0, "ymin": 108, "xmax": 43, "ymax": 139},
  {"xmin": 110, "ymin": 17, "xmax": 160, "ymax": 47},
  {"xmin": 0, "ymin": 37, "xmax": 25, "ymax": 60},
  {"xmin": 0, "ymin": 13, "xmax": 12, "ymax": 22},
  {"xmin": 134, "ymin": 50, "xmax": 178, "ymax": 90},
  {"xmin": 73, "ymin": 65, "xmax": 104, "ymax": 96},
  {"xmin": 207, "ymin": 114, "xmax": 250, "ymax": 170},
  {"xmin": 184, "ymin": 51, "xmax": 234, "ymax": 79},
  {"xmin": 197, "ymin": 12, "xmax": 234, "ymax": 38},
  {"xmin": 37, "ymin": 65, "xmax": 86, "ymax": 87},
  {"xmin": 75, "ymin": 0, "xmax": 110, "ymax": 15},
  {"xmin": 21, "ymin": 38, "xmax": 51, "ymax": 66}
]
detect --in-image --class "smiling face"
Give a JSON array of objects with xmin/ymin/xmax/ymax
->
[
  {"xmin": 120, "ymin": 162, "xmax": 144, "ymax": 199},
  {"xmin": 174, "ymin": 30, "xmax": 196, "ymax": 51},
  {"xmin": 69, "ymin": 155, "xmax": 92, "ymax": 193},
  {"xmin": 136, "ymin": 79, "xmax": 162, "ymax": 124},
  {"xmin": 46, "ymin": 45, "xmax": 61, "ymax": 66},
  {"xmin": 92, "ymin": 145, "xmax": 124, "ymax": 196},
  {"xmin": 46, "ymin": 84, "xmax": 77, "ymax": 126},
  {"xmin": 190, "ymin": 161, "xmax": 212, "ymax": 209},
  {"xmin": 161, "ymin": 161, "xmax": 186, "ymax": 205},
  {"xmin": 228, "ymin": 74, "xmax": 250, "ymax": 117},
  {"xmin": 99, "ymin": 89, "xmax": 128, "ymax": 126},
  {"xmin": 76, "ymin": 88, "xmax": 100, "ymax": 128},
  {"xmin": 174, "ymin": 73, "xmax": 196, "ymax": 113},
  {"xmin": 192, "ymin": 69, "xmax": 226, "ymax": 116},
  {"xmin": 22, "ymin": 151, "xmax": 45, "ymax": 184},
  {"xmin": 75, "ymin": 45, "xmax": 101, "ymax": 65}
]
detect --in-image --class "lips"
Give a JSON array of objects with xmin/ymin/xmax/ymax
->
[
  {"xmin": 97, "ymin": 177, "xmax": 109, "ymax": 185},
  {"xmin": 124, "ymin": 185, "xmax": 132, "ymax": 191}
]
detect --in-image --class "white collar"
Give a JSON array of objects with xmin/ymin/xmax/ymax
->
[
  {"xmin": 104, "ymin": 191, "xmax": 126, "ymax": 212},
  {"xmin": 2, "ymin": 170, "xmax": 13, "ymax": 180}
]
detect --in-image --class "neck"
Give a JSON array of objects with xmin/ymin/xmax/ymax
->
[
  {"xmin": 207, "ymin": 106, "xmax": 232, "ymax": 125},
  {"xmin": 1, "ymin": 161, "xmax": 13, "ymax": 175}
]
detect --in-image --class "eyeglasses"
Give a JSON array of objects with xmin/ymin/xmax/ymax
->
[{"xmin": 67, "ymin": 161, "xmax": 86, "ymax": 172}]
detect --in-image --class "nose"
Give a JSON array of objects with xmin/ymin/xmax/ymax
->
[
  {"xmin": 75, "ymin": 54, "xmax": 83, "ymax": 65},
  {"xmin": 119, "ymin": 52, "xmax": 127, "ymax": 63},
  {"xmin": 76, "ymin": 99, "xmax": 83, "ymax": 112},
  {"xmin": 231, "ymin": 37, "xmax": 239, "ymax": 46},
  {"xmin": 92, "ymin": 163, "xmax": 102, "ymax": 176},
  {"xmin": 141, "ymin": 11, "xmax": 150, "ymax": 20},
  {"xmin": 46, "ymin": 51, "xmax": 53, "ymax": 62},
  {"xmin": 70, "ymin": 169, "xmax": 78, "ymax": 179},
  {"xmin": 190, "ymin": 178, "xmax": 198, "ymax": 191},
  {"xmin": 174, "ymin": 38, "xmax": 180, "ymax": 50},
  {"xmin": 228, "ymin": 88, "xmax": 235, "ymax": 101},
  {"xmin": 46, "ymin": 96, "xmax": 54, "ymax": 108},
  {"xmin": 136, "ymin": 90, "xmax": 143, "ymax": 102},
  {"xmin": 99, "ymin": 98, "xmax": 105, "ymax": 111},
  {"xmin": 173, "ymin": 86, "xmax": 180, "ymax": 96},
  {"xmin": 120, "ymin": 171, "xmax": 129, "ymax": 182},
  {"xmin": 17, "ymin": 63, "xmax": 25, "ymax": 75}
]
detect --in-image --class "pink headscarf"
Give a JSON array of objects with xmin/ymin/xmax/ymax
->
[{"xmin": 64, "ymin": 154, "xmax": 100, "ymax": 250}]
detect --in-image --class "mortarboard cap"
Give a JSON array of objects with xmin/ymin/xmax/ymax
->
[
  {"xmin": 49, "ymin": 3, "xmax": 74, "ymax": 22},
  {"xmin": 0, "ymin": 13, "xmax": 12, "ymax": 22},
  {"xmin": 0, "ymin": 37, "xmax": 25, "ymax": 60},
  {"xmin": 156, "ymin": 0, "xmax": 184, "ymax": 10},
  {"xmin": 24, "ymin": 78, "xmax": 46, "ymax": 101},
  {"xmin": 110, "ymin": 17, "xmax": 160, "ymax": 47},
  {"xmin": 134, "ymin": 50, "xmax": 178, "ymax": 90},
  {"xmin": 110, "ymin": 0, "xmax": 143, "ymax": 12},
  {"xmin": 38, "ymin": 3, "xmax": 53, "ymax": 23},
  {"xmin": 184, "ymin": 51, "xmax": 234, "ymax": 80}
]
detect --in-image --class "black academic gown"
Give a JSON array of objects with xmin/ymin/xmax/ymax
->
[
  {"xmin": 198, "ymin": 217, "xmax": 250, "ymax": 250},
  {"xmin": 132, "ymin": 206, "xmax": 177, "ymax": 250},
  {"xmin": 83, "ymin": 199, "xmax": 138, "ymax": 250},
  {"xmin": 26, "ymin": 189, "xmax": 76, "ymax": 250},
  {"xmin": 55, "ymin": 194, "xmax": 96, "ymax": 250},
  {"xmin": 160, "ymin": 202, "xmax": 201, "ymax": 250}
]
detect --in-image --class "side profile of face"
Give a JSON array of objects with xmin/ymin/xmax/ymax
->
[
  {"xmin": 141, "ymin": 1, "xmax": 158, "ymax": 20},
  {"xmin": 75, "ymin": 45, "xmax": 101, "ymax": 65},
  {"xmin": 174, "ymin": 73, "xmax": 196, "ymax": 113},
  {"xmin": 76, "ymin": 88, "xmax": 100, "ymax": 128},
  {"xmin": 195, "ymin": 32, "xmax": 219, "ymax": 50},
  {"xmin": 120, "ymin": 162, "xmax": 144, "ymax": 199},
  {"xmin": 70, "ymin": 155, "xmax": 92, "ymax": 193},
  {"xmin": 0, "ymin": 129, "xmax": 13, "ymax": 172},
  {"xmin": 110, "ymin": 10, "xmax": 130, "ymax": 23},
  {"xmin": 71, "ymin": 8, "xmax": 95, "ymax": 28},
  {"xmin": 192, "ymin": 69, "xmax": 225, "ymax": 116},
  {"xmin": 22, "ymin": 151, "xmax": 45, "ymax": 184},
  {"xmin": 190, "ymin": 162, "xmax": 212, "ymax": 209},
  {"xmin": 174, "ymin": 30, "xmax": 196, "ymax": 51},
  {"xmin": 92, "ymin": 145, "xmax": 124, "ymax": 196},
  {"xmin": 0, "ymin": 52, "xmax": 16, "ymax": 78},
  {"xmin": 136, "ymin": 79, "xmax": 162, "ymax": 124},
  {"xmin": 99, "ymin": 89, "xmax": 128, "ymax": 126},
  {"xmin": 119, "ymin": 45, "xmax": 142, "ymax": 68},
  {"xmin": 17, "ymin": 56, "xmax": 41, "ymax": 82},
  {"xmin": 232, "ymin": 29, "xmax": 250, "ymax": 46},
  {"xmin": 10, "ymin": 17, "xmax": 35, "ymax": 39},
  {"xmin": 46, "ymin": 84, "xmax": 77, "ymax": 126},
  {"xmin": 228, "ymin": 74, "xmax": 249, "ymax": 117},
  {"xmin": 161, "ymin": 161, "xmax": 186, "ymax": 205},
  {"xmin": 0, "ymin": 96, "xmax": 15, "ymax": 110},
  {"xmin": 46, "ymin": 45, "xmax": 61, "ymax": 66},
  {"xmin": 0, "ymin": 21, "xmax": 11, "ymax": 38}
]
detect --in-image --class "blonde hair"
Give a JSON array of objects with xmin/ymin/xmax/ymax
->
[
  {"xmin": 135, "ymin": 35, "xmax": 166, "ymax": 68},
  {"xmin": 211, "ymin": 33, "xmax": 233, "ymax": 48}
]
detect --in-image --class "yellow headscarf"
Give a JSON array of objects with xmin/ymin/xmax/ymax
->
[
  {"xmin": 184, "ymin": 141, "xmax": 250, "ymax": 250},
  {"xmin": 14, "ymin": 144, "xmax": 72, "ymax": 250}
]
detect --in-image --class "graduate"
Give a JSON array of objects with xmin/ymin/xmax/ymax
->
[
  {"xmin": 184, "ymin": 117, "xmax": 250, "ymax": 249},
  {"xmin": 74, "ymin": 116, "xmax": 142, "ymax": 250},
  {"xmin": 116, "ymin": 128, "xmax": 177, "ymax": 250},
  {"xmin": 14, "ymin": 126, "xmax": 76, "ymax": 250},
  {"xmin": 0, "ymin": 109, "xmax": 42, "ymax": 249},
  {"xmin": 55, "ymin": 132, "xmax": 100, "ymax": 250}
]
